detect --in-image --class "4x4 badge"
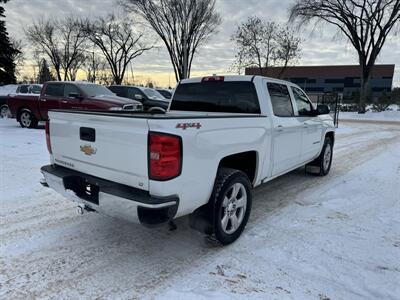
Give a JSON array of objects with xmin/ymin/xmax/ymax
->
[
  {"xmin": 80, "ymin": 145, "xmax": 97, "ymax": 156},
  {"xmin": 176, "ymin": 122, "xmax": 202, "ymax": 130}
]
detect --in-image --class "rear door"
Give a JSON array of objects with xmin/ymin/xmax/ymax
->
[
  {"xmin": 290, "ymin": 86, "xmax": 323, "ymax": 162},
  {"xmin": 265, "ymin": 81, "xmax": 303, "ymax": 176},
  {"xmin": 40, "ymin": 83, "xmax": 63, "ymax": 119}
]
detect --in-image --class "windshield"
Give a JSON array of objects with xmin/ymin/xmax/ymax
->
[
  {"xmin": 142, "ymin": 88, "xmax": 166, "ymax": 101},
  {"xmin": 170, "ymin": 81, "xmax": 261, "ymax": 114},
  {"xmin": 78, "ymin": 84, "xmax": 114, "ymax": 97},
  {"xmin": 29, "ymin": 85, "xmax": 42, "ymax": 94}
]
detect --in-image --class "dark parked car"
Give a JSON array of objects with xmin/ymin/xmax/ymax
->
[
  {"xmin": 8, "ymin": 81, "xmax": 143, "ymax": 128},
  {"xmin": 156, "ymin": 89, "xmax": 173, "ymax": 99},
  {"xmin": 109, "ymin": 85, "xmax": 170, "ymax": 111}
]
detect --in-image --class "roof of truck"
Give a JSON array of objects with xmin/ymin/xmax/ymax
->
[{"xmin": 180, "ymin": 75, "xmax": 293, "ymax": 86}]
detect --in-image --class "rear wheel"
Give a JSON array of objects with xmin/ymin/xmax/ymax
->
[
  {"xmin": 210, "ymin": 168, "xmax": 252, "ymax": 245},
  {"xmin": 148, "ymin": 107, "xmax": 166, "ymax": 113},
  {"xmin": 19, "ymin": 110, "xmax": 38, "ymax": 128},
  {"xmin": 0, "ymin": 105, "xmax": 10, "ymax": 118}
]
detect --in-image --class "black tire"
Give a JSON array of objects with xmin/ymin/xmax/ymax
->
[
  {"xmin": 309, "ymin": 137, "xmax": 333, "ymax": 176},
  {"xmin": 210, "ymin": 168, "xmax": 252, "ymax": 245},
  {"xmin": 18, "ymin": 109, "xmax": 38, "ymax": 128},
  {"xmin": 0, "ymin": 105, "xmax": 10, "ymax": 118}
]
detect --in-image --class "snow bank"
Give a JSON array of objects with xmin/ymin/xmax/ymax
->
[{"xmin": 339, "ymin": 111, "xmax": 400, "ymax": 122}]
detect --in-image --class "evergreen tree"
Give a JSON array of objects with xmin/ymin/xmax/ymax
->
[
  {"xmin": 0, "ymin": 0, "xmax": 18, "ymax": 84},
  {"xmin": 37, "ymin": 59, "xmax": 54, "ymax": 83}
]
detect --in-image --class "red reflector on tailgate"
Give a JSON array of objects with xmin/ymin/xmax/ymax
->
[{"xmin": 148, "ymin": 132, "xmax": 182, "ymax": 181}]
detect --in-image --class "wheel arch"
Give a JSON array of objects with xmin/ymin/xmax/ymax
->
[
  {"xmin": 325, "ymin": 130, "xmax": 335, "ymax": 146},
  {"xmin": 217, "ymin": 150, "xmax": 258, "ymax": 185}
]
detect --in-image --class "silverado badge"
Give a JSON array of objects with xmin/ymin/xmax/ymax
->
[{"xmin": 80, "ymin": 145, "xmax": 97, "ymax": 156}]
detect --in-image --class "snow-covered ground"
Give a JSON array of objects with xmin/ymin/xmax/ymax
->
[
  {"xmin": 339, "ymin": 111, "xmax": 400, "ymax": 122},
  {"xmin": 1, "ymin": 118, "xmax": 399, "ymax": 299}
]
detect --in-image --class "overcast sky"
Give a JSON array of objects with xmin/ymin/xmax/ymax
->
[{"xmin": 4, "ymin": 0, "xmax": 400, "ymax": 87}]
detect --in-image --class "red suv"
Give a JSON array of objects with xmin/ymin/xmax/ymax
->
[{"xmin": 8, "ymin": 82, "xmax": 143, "ymax": 128}]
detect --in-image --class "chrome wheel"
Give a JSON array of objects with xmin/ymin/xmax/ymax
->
[
  {"xmin": 323, "ymin": 143, "xmax": 332, "ymax": 171},
  {"xmin": 20, "ymin": 111, "xmax": 32, "ymax": 127},
  {"xmin": 0, "ymin": 105, "xmax": 10, "ymax": 118},
  {"xmin": 221, "ymin": 183, "xmax": 247, "ymax": 234}
]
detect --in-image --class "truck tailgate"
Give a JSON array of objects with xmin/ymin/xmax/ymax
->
[{"xmin": 48, "ymin": 111, "xmax": 149, "ymax": 190}]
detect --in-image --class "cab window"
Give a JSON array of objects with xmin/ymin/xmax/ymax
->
[
  {"xmin": 267, "ymin": 82, "xmax": 294, "ymax": 117},
  {"xmin": 44, "ymin": 83, "xmax": 63, "ymax": 97},
  {"xmin": 291, "ymin": 87, "xmax": 313, "ymax": 116},
  {"xmin": 63, "ymin": 84, "xmax": 81, "ymax": 97}
]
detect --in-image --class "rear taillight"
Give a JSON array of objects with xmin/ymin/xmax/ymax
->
[
  {"xmin": 45, "ymin": 120, "xmax": 52, "ymax": 154},
  {"xmin": 148, "ymin": 132, "xmax": 182, "ymax": 181}
]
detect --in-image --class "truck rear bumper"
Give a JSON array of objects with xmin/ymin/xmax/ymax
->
[{"xmin": 40, "ymin": 165, "xmax": 179, "ymax": 226}]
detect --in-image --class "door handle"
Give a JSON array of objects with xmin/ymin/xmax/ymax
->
[
  {"xmin": 61, "ymin": 100, "xmax": 68, "ymax": 104},
  {"xmin": 40, "ymin": 99, "xmax": 47, "ymax": 102},
  {"xmin": 276, "ymin": 125, "xmax": 284, "ymax": 132}
]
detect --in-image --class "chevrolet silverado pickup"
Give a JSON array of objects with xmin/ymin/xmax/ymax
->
[
  {"xmin": 41, "ymin": 75, "xmax": 335, "ymax": 245},
  {"xmin": 8, "ymin": 81, "xmax": 142, "ymax": 128}
]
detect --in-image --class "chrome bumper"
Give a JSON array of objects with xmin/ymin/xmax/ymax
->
[{"xmin": 41, "ymin": 165, "xmax": 179, "ymax": 226}]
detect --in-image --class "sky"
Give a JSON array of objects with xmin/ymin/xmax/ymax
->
[{"xmin": 4, "ymin": 0, "xmax": 400, "ymax": 87}]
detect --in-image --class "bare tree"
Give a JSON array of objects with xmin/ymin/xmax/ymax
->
[
  {"xmin": 289, "ymin": 0, "xmax": 400, "ymax": 113},
  {"xmin": 84, "ymin": 51, "xmax": 106, "ymax": 83},
  {"xmin": 25, "ymin": 17, "xmax": 88, "ymax": 81},
  {"xmin": 59, "ymin": 17, "xmax": 87, "ymax": 81},
  {"xmin": 82, "ymin": 14, "xmax": 153, "ymax": 85},
  {"xmin": 121, "ymin": 0, "xmax": 222, "ymax": 81},
  {"xmin": 10, "ymin": 39, "xmax": 24, "ymax": 77},
  {"xmin": 231, "ymin": 16, "xmax": 301, "ymax": 77},
  {"xmin": 26, "ymin": 18, "xmax": 62, "ymax": 80}
]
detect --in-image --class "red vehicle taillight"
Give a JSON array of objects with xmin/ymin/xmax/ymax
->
[
  {"xmin": 148, "ymin": 132, "xmax": 182, "ymax": 181},
  {"xmin": 45, "ymin": 120, "xmax": 52, "ymax": 154}
]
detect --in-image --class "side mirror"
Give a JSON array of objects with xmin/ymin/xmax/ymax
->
[
  {"xmin": 68, "ymin": 93, "xmax": 82, "ymax": 99},
  {"xmin": 316, "ymin": 104, "xmax": 330, "ymax": 115},
  {"xmin": 134, "ymin": 94, "xmax": 143, "ymax": 100}
]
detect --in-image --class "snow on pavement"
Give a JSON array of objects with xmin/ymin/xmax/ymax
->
[{"xmin": 1, "ymin": 119, "xmax": 399, "ymax": 299}]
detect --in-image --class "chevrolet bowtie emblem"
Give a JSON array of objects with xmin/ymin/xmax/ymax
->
[{"xmin": 80, "ymin": 145, "xmax": 97, "ymax": 156}]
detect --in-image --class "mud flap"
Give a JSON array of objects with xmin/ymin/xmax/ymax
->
[
  {"xmin": 305, "ymin": 164, "xmax": 321, "ymax": 174},
  {"xmin": 189, "ymin": 202, "xmax": 214, "ymax": 235}
]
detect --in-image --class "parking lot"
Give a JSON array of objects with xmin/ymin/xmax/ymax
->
[{"xmin": 1, "ymin": 119, "xmax": 400, "ymax": 299}]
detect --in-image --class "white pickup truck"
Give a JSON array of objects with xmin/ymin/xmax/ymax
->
[{"xmin": 41, "ymin": 75, "xmax": 335, "ymax": 245}]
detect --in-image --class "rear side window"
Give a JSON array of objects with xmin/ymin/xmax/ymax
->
[
  {"xmin": 267, "ymin": 83, "xmax": 294, "ymax": 117},
  {"xmin": 171, "ymin": 81, "xmax": 260, "ymax": 114},
  {"xmin": 44, "ymin": 84, "xmax": 63, "ymax": 97}
]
